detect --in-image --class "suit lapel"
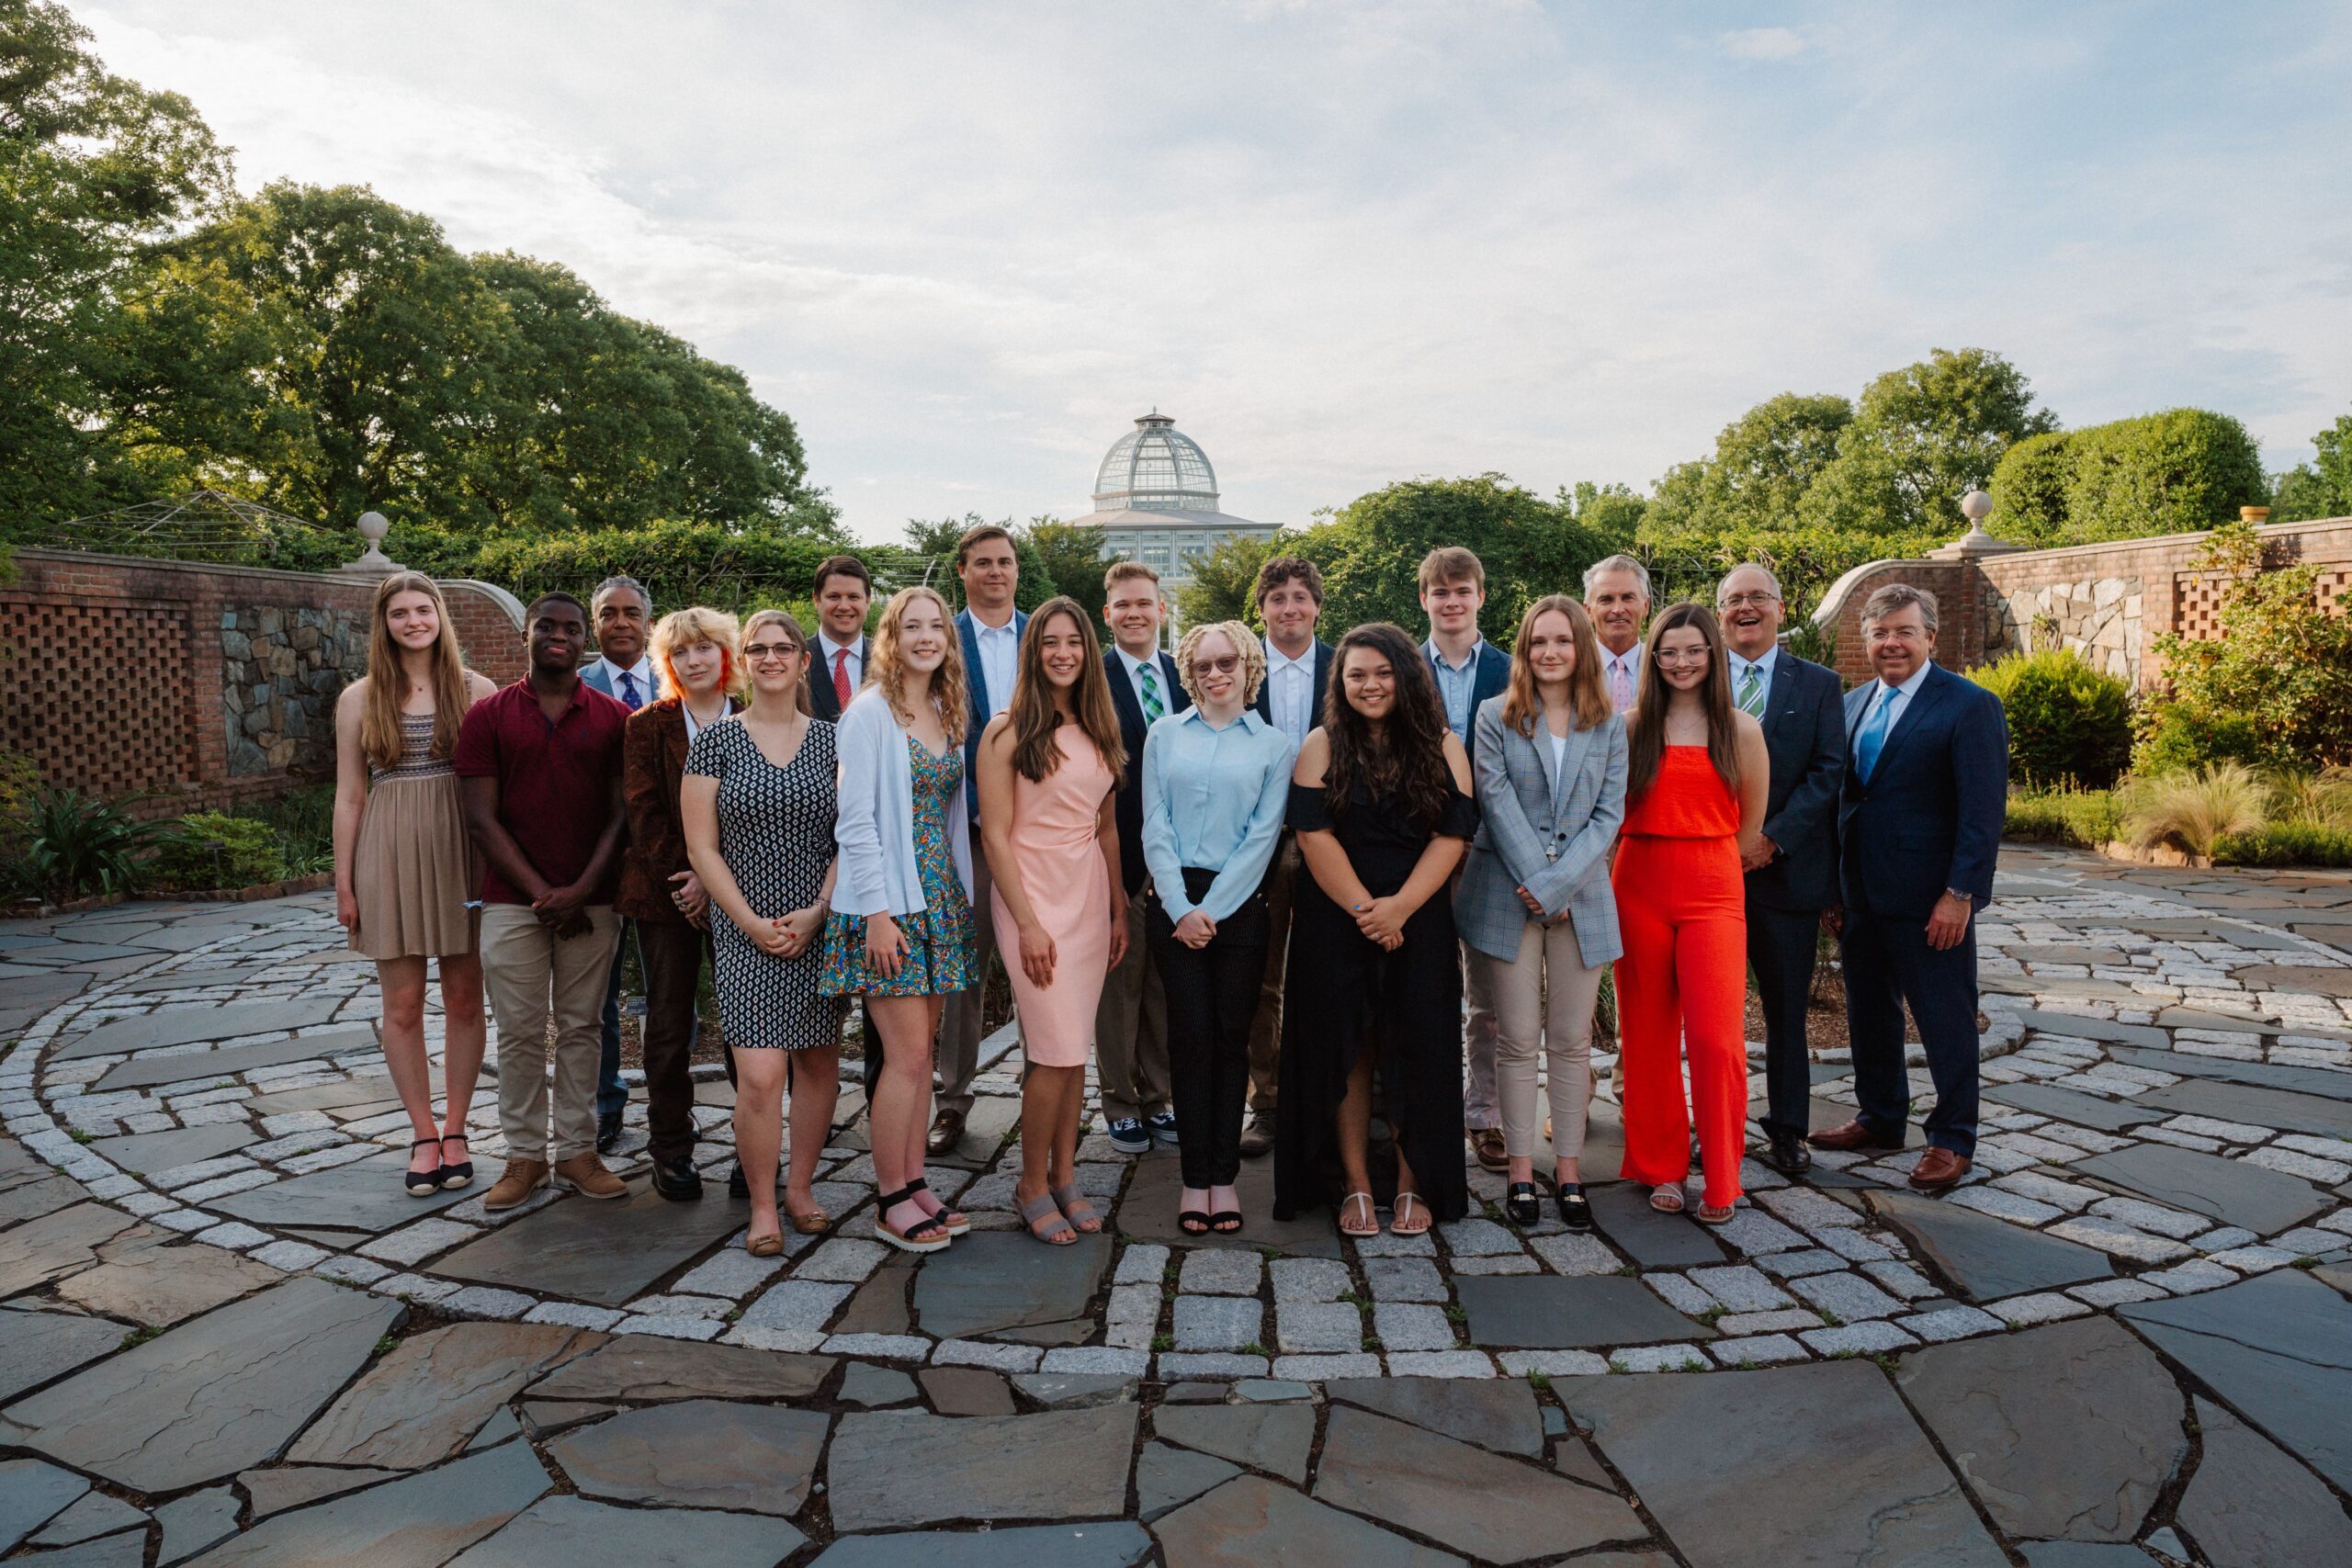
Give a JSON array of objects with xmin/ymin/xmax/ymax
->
[
  {"xmin": 1870, "ymin": 666, "xmax": 1948, "ymax": 784},
  {"xmin": 1105, "ymin": 651, "xmax": 1143, "ymax": 748},
  {"xmin": 1554, "ymin": 722, "xmax": 1594, "ymax": 817}
]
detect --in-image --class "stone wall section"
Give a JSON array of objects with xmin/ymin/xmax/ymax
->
[{"xmin": 2, "ymin": 549, "xmax": 525, "ymax": 814}]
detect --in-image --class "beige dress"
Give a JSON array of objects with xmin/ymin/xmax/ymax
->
[{"xmin": 351, "ymin": 711, "xmax": 480, "ymax": 959}]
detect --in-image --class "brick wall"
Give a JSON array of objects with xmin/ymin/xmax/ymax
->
[
  {"xmin": 1812, "ymin": 516, "xmax": 2352, "ymax": 689},
  {"xmin": 1, "ymin": 550, "xmax": 525, "ymax": 816}
]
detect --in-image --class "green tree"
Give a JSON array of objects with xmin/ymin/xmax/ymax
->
[
  {"xmin": 1638, "ymin": 392, "xmax": 1851, "ymax": 554},
  {"xmin": 903, "ymin": 513, "xmax": 1056, "ymax": 612},
  {"xmin": 2270, "ymin": 409, "xmax": 2352, "ymax": 524},
  {"xmin": 1175, "ymin": 530, "xmax": 1284, "ymax": 628},
  {"xmin": 1557, "ymin": 479, "xmax": 1648, "ymax": 547},
  {"xmin": 1309, "ymin": 475, "xmax": 1612, "ymax": 642},
  {"xmin": 0, "ymin": 0, "xmax": 232, "ymax": 529},
  {"xmin": 1023, "ymin": 519, "xmax": 1111, "ymax": 623},
  {"xmin": 468, "ymin": 513, "xmax": 851, "ymax": 618}
]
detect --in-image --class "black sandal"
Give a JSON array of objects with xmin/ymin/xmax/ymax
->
[
  {"xmin": 905, "ymin": 1176, "xmax": 970, "ymax": 1235},
  {"xmin": 404, "ymin": 1138, "xmax": 444, "ymax": 1197},
  {"xmin": 1209, "ymin": 1210, "xmax": 1243, "ymax": 1235},
  {"xmin": 1179, "ymin": 1210, "xmax": 1211, "ymax": 1235},
  {"xmin": 436, "ymin": 1134, "xmax": 474, "ymax": 1192},
  {"xmin": 872, "ymin": 1184, "xmax": 951, "ymax": 1254},
  {"xmin": 1555, "ymin": 1181, "xmax": 1592, "ymax": 1233},
  {"xmin": 1505, "ymin": 1181, "xmax": 1541, "ymax": 1227}
]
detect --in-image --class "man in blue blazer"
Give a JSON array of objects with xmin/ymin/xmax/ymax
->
[
  {"xmin": 931, "ymin": 524, "xmax": 1027, "ymax": 1155},
  {"xmin": 1241, "ymin": 556, "xmax": 1335, "ymax": 1157},
  {"xmin": 1812, "ymin": 583, "xmax": 2008, "ymax": 1192},
  {"xmin": 1718, "ymin": 565, "xmax": 1846, "ymax": 1177},
  {"xmin": 1419, "ymin": 547, "xmax": 1513, "ymax": 1172},
  {"xmin": 1096, "ymin": 561, "xmax": 1191, "ymax": 1154}
]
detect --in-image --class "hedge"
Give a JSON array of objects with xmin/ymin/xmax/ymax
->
[{"xmin": 1989, "ymin": 409, "xmax": 2267, "ymax": 547}]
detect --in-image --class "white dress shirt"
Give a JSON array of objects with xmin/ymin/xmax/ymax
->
[
  {"xmin": 1601, "ymin": 644, "xmax": 1643, "ymax": 714},
  {"xmin": 602, "ymin": 653, "xmax": 662, "ymax": 709},
  {"xmin": 1857, "ymin": 659, "xmax": 1935, "ymax": 739},
  {"xmin": 1116, "ymin": 648, "xmax": 1169, "ymax": 717},
  {"xmin": 1727, "ymin": 646, "xmax": 1778, "ymax": 715},
  {"xmin": 817, "ymin": 631, "xmax": 864, "ymax": 695},
  {"xmin": 969, "ymin": 614, "xmax": 1019, "ymax": 716},
  {"xmin": 1263, "ymin": 638, "xmax": 1316, "ymax": 750}
]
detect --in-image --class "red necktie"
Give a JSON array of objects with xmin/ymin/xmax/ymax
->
[{"xmin": 833, "ymin": 648, "xmax": 854, "ymax": 708}]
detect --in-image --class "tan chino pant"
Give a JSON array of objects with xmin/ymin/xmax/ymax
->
[
  {"xmin": 481, "ymin": 903, "xmax": 622, "ymax": 1164},
  {"xmin": 1094, "ymin": 894, "xmax": 1172, "ymax": 1122},
  {"xmin": 1478, "ymin": 916, "xmax": 1604, "ymax": 1162}
]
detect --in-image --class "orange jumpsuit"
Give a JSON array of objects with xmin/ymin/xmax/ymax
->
[{"xmin": 1611, "ymin": 746, "xmax": 1747, "ymax": 1209}]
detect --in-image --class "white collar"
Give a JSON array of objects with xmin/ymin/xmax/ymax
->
[
  {"xmin": 607, "ymin": 653, "xmax": 657, "ymax": 682},
  {"xmin": 1729, "ymin": 647, "xmax": 1776, "ymax": 676},
  {"xmin": 1120, "ymin": 648, "xmax": 1160, "ymax": 674},
  {"xmin": 1879, "ymin": 661, "xmax": 1934, "ymax": 702},
  {"xmin": 818, "ymin": 631, "xmax": 862, "ymax": 660},
  {"xmin": 1265, "ymin": 639, "xmax": 1313, "ymax": 672},
  {"xmin": 1603, "ymin": 644, "xmax": 1641, "ymax": 669},
  {"xmin": 970, "ymin": 611, "xmax": 1017, "ymax": 637}
]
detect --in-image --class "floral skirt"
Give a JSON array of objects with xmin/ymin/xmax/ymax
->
[{"xmin": 818, "ymin": 903, "xmax": 977, "ymax": 998}]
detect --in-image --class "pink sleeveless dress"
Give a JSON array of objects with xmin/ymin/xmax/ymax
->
[{"xmin": 989, "ymin": 725, "xmax": 1115, "ymax": 1066}]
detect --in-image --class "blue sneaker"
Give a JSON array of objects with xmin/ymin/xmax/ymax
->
[
  {"xmin": 1146, "ymin": 1111, "xmax": 1182, "ymax": 1148},
  {"xmin": 1106, "ymin": 1117, "xmax": 1151, "ymax": 1156}
]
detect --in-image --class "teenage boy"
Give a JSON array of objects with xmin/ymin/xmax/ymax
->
[
  {"xmin": 1419, "ymin": 547, "xmax": 1510, "ymax": 1174},
  {"xmin": 1240, "ymin": 555, "xmax": 1334, "ymax": 1156},
  {"xmin": 459, "ymin": 592, "xmax": 632, "ymax": 1210},
  {"xmin": 809, "ymin": 555, "xmax": 873, "ymax": 724},
  {"xmin": 1096, "ymin": 561, "xmax": 1188, "ymax": 1154},
  {"xmin": 933, "ymin": 524, "xmax": 1027, "ymax": 1156}
]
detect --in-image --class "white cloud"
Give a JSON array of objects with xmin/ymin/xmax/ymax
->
[
  {"xmin": 1719, "ymin": 27, "xmax": 1807, "ymax": 62},
  {"xmin": 71, "ymin": 2, "xmax": 2352, "ymax": 541}
]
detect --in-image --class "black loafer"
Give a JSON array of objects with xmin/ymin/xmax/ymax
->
[
  {"xmin": 595, "ymin": 1109, "xmax": 624, "ymax": 1155},
  {"xmin": 1555, "ymin": 1181, "xmax": 1592, "ymax": 1232},
  {"xmin": 1765, "ymin": 1132, "xmax": 1813, "ymax": 1177},
  {"xmin": 650, "ymin": 1154, "xmax": 704, "ymax": 1201},
  {"xmin": 728, "ymin": 1161, "xmax": 751, "ymax": 1201},
  {"xmin": 1504, "ymin": 1181, "xmax": 1542, "ymax": 1227}
]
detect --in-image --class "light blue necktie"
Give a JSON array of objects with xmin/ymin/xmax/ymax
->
[
  {"xmin": 617, "ymin": 670, "xmax": 642, "ymax": 711},
  {"xmin": 1854, "ymin": 684, "xmax": 1897, "ymax": 783}
]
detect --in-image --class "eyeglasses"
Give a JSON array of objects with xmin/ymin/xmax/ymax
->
[
  {"xmin": 1718, "ymin": 592, "xmax": 1781, "ymax": 609},
  {"xmin": 743, "ymin": 642, "xmax": 801, "ymax": 661},
  {"xmin": 1189, "ymin": 655, "xmax": 1240, "ymax": 676},
  {"xmin": 1653, "ymin": 648, "xmax": 1714, "ymax": 666}
]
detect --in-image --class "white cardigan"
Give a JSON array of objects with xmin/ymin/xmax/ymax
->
[{"xmin": 832, "ymin": 685, "xmax": 974, "ymax": 919}]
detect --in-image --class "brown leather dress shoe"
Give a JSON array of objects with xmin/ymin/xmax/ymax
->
[
  {"xmin": 1470, "ymin": 1127, "xmax": 1508, "ymax": 1173},
  {"xmin": 1807, "ymin": 1119, "xmax": 1905, "ymax": 1153},
  {"xmin": 925, "ymin": 1108, "xmax": 967, "ymax": 1157},
  {"xmin": 1907, "ymin": 1148, "xmax": 1972, "ymax": 1192}
]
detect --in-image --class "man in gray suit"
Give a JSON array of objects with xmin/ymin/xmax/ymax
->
[
  {"xmin": 579, "ymin": 574, "xmax": 661, "ymax": 1155},
  {"xmin": 1718, "ymin": 564, "xmax": 1846, "ymax": 1176}
]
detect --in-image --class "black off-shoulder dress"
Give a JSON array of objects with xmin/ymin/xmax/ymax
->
[{"xmin": 1272, "ymin": 775, "xmax": 1478, "ymax": 1224}]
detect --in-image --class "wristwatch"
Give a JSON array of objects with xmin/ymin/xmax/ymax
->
[{"xmin": 1944, "ymin": 888, "xmax": 1971, "ymax": 903}]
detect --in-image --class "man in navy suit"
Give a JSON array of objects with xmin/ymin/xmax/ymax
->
[
  {"xmin": 579, "ymin": 574, "xmax": 661, "ymax": 1155},
  {"xmin": 1717, "ymin": 564, "xmax": 1846, "ymax": 1176},
  {"xmin": 808, "ymin": 554, "xmax": 872, "ymax": 724},
  {"xmin": 932, "ymin": 524, "xmax": 1027, "ymax": 1156},
  {"xmin": 1096, "ymin": 561, "xmax": 1191, "ymax": 1156},
  {"xmin": 1811, "ymin": 583, "xmax": 2008, "ymax": 1192},
  {"xmin": 1240, "ymin": 556, "xmax": 1335, "ymax": 1157},
  {"xmin": 1419, "ymin": 547, "xmax": 1513, "ymax": 1173}
]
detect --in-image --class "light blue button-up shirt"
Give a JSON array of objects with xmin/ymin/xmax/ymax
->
[
  {"xmin": 1140, "ymin": 707, "xmax": 1295, "ymax": 922},
  {"xmin": 1728, "ymin": 647, "xmax": 1777, "ymax": 715},
  {"xmin": 1425, "ymin": 637, "xmax": 1485, "ymax": 741}
]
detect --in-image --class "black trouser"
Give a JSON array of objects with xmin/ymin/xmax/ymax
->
[
  {"xmin": 1842, "ymin": 903, "xmax": 1981, "ymax": 1157},
  {"xmin": 1746, "ymin": 896, "xmax": 1823, "ymax": 1142},
  {"xmin": 1150, "ymin": 869, "xmax": 1269, "ymax": 1190},
  {"xmin": 635, "ymin": 920, "xmax": 712, "ymax": 1163}
]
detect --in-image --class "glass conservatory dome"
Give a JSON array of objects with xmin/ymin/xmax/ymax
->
[{"xmin": 1091, "ymin": 412, "xmax": 1220, "ymax": 513}]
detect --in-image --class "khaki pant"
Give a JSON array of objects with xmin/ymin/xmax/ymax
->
[
  {"xmin": 1477, "ymin": 918, "xmax": 1604, "ymax": 1161},
  {"xmin": 481, "ymin": 903, "xmax": 622, "ymax": 1164},
  {"xmin": 1247, "ymin": 834, "xmax": 1302, "ymax": 1115},
  {"xmin": 1094, "ymin": 894, "xmax": 1171, "ymax": 1122},
  {"xmin": 937, "ymin": 849, "xmax": 999, "ymax": 1115}
]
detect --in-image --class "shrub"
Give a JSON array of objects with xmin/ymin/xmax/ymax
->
[
  {"xmin": 2120, "ymin": 763, "xmax": 2269, "ymax": 858},
  {"xmin": 227, "ymin": 785, "xmax": 335, "ymax": 875},
  {"xmin": 469, "ymin": 517, "xmax": 858, "ymax": 617},
  {"xmin": 1992, "ymin": 410, "xmax": 2267, "ymax": 547},
  {"xmin": 2005, "ymin": 784, "xmax": 2123, "ymax": 849},
  {"xmin": 16, "ymin": 788, "xmax": 177, "ymax": 902},
  {"xmin": 2215, "ymin": 823, "xmax": 2352, "ymax": 867},
  {"xmin": 1987, "ymin": 430, "xmax": 2074, "ymax": 545},
  {"xmin": 149, "ymin": 813, "xmax": 289, "ymax": 890},
  {"xmin": 2135, "ymin": 520, "xmax": 2352, "ymax": 772},
  {"xmin": 1967, "ymin": 649, "xmax": 2132, "ymax": 788},
  {"xmin": 2268, "ymin": 767, "xmax": 2352, "ymax": 833}
]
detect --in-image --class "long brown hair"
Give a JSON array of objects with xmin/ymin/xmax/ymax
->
[
  {"xmin": 1501, "ymin": 594, "xmax": 1611, "ymax": 737},
  {"xmin": 1005, "ymin": 597, "xmax": 1126, "ymax": 786},
  {"xmin": 361, "ymin": 571, "xmax": 470, "ymax": 771},
  {"xmin": 738, "ymin": 608, "xmax": 810, "ymax": 715},
  {"xmin": 872, "ymin": 585, "xmax": 969, "ymax": 743},
  {"xmin": 1625, "ymin": 602, "xmax": 1741, "ymax": 805},
  {"xmin": 1324, "ymin": 622, "xmax": 1454, "ymax": 829}
]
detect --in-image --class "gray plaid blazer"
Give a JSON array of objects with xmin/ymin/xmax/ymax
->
[{"xmin": 1453, "ymin": 696, "xmax": 1627, "ymax": 970}]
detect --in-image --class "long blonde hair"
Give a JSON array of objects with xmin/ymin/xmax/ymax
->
[
  {"xmin": 872, "ymin": 585, "xmax": 968, "ymax": 744},
  {"xmin": 1005, "ymin": 598, "xmax": 1125, "ymax": 785},
  {"xmin": 1501, "ymin": 594, "xmax": 1611, "ymax": 737},
  {"xmin": 361, "ymin": 571, "xmax": 470, "ymax": 770}
]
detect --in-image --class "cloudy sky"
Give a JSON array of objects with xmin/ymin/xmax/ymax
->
[{"xmin": 81, "ymin": 1, "xmax": 2352, "ymax": 543}]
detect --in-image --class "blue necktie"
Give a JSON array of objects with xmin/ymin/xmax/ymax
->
[
  {"xmin": 617, "ymin": 671, "xmax": 642, "ymax": 711},
  {"xmin": 1854, "ymin": 684, "xmax": 1897, "ymax": 783}
]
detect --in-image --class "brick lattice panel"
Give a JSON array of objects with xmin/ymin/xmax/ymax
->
[
  {"xmin": 1, "ymin": 596, "xmax": 198, "ymax": 795},
  {"xmin": 2174, "ymin": 567, "xmax": 2351, "ymax": 639}
]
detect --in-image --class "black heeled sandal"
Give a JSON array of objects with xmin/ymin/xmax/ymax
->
[
  {"xmin": 436, "ymin": 1134, "xmax": 474, "ymax": 1192},
  {"xmin": 404, "ymin": 1138, "xmax": 444, "ymax": 1197},
  {"xmin": 904, "ymin": 1176, "xmax": 970, "ymax": 1235},
  {"xmin": 1505, "ymin": 1181, "xmax": 1542, "ymax": 1227},
  {"xmin": 1555, "ymin": 1181, "xmax": 1592, "ymax": 1233},
  {"xmin": 872, "ymin": 1184, "xmax": 951, "ymax": 1254}
]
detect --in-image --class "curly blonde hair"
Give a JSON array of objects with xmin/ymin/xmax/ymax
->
[
  {"xmin": 872, "ymin": 585, "xmax": 968, "ymax": 743},
  {"xmin": 1173, "ymin": 620, "xmax": 1266, "ymax": 707}
]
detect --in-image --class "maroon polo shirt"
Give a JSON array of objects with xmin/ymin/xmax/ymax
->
[{"xmin": 453, "ymin": 678, "xmax": 629, "ymax": 906}]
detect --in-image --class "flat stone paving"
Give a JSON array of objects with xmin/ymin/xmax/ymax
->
[{"xmin": 0, "ymin": 845, "xmax": 2346, "ymax": 1562}]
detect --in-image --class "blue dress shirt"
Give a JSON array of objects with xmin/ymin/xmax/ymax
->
[
  {"xmin": 1140, "ymin": 707, "xmax": 1295, "ymax": 922},
  {"xmin": 1426, "ymin": 637, "xmax": 1485, "ymax": 741}
]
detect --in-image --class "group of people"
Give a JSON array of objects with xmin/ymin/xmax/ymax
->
[{"xmin": 332, "ymin": 524, "xmax": 2008, "ymax": 1258}]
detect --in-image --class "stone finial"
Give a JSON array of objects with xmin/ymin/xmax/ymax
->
[
  {"xmin": 337, "ymin": 511, "xmax": 403, "ymax": 579},
  {"xmin": 1930, "ymin": 488, "xmax": 2020, "ymax": 559},
  {"xmin": 2240, "ymin": 506, "xmax": 2270, "ymax": 524}
]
